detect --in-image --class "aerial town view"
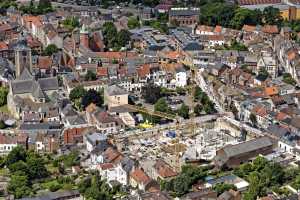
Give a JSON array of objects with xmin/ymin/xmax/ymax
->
[{"xmin": 3, "ymin": 0, "xmax": 300, "ymax": 199}]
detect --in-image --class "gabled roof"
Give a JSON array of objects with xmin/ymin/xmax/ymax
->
[
  {"xmin": 106, "ymin": 85, "xmax": 128, "ymax": 96},
  {"xmin": 17, "ymin": 67, "xmax": 33, "ymax": 81},
  {"xmin": 221, "ymin": 137, "xmax": 273, "ymax": 159},
  {"xmin": 130, "ymin": 168, "xmax": 151, "ymax": 185}
]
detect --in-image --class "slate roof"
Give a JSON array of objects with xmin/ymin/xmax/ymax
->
[
  {"xmin": 19, "ymin": 190, "xmax": 80, "ymax": 200},
  {"xmin": 17, "ymin": 67, "xmax": 33, "ymax": 81},
  {"xmin": 169, "ymin": 8, "xmax": 199, "ymax": 17},
  {"xmin": 106, "ymin": 85, "xmax": 128, "ymax": 96},
  {"xmin": 11, "ymin": 76, "xmax": 58, "ymax": 97},
  {"xmin": 221, "ymin": 137, "xmax": 273, "ymax": 158}
]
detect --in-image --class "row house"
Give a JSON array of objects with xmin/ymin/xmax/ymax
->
[
  {"xmin": 141, "ymin": 159, "xmax": 177, "ymax": 182},
  {"xmin": 94, "ymin": 146, "xmax": 135, "ymax": 186},
  {"xmin": 86, "ymin": 105, "xmax": 125, "ymax": 134},
  {"xmin": 257, "ymin": 55, "xmax": 278, "ymax": 78}
]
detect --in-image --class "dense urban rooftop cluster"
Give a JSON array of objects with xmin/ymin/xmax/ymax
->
[{"xmin": 3, "ymin": 0, "xmax": 300, "ymax": 200}]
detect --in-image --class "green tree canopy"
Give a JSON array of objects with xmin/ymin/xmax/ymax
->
[
  {"xmin": 85, "ymin": 71, "xmax": 97, "ymax": 81},
  {"xmin": 177, "ymin": 103, "xmax": 189, "ymax": 119},
  {"xmin": 117, "ymin": 29, "xmax": 131, "ymax": 48},
  {"xmin": 63, "ymin": 16, "xmax": 80, "ymax": 30},
  {"xmin": 0, "ymin": 87, "xmax": 8, "ymax": 107},
  {"xmin": 127, "ymin": 17, "xmax": 140, "ymax": 29},
  {"xmin": 103, "ymin": 22, "xmax": 118, "ymax": 49},
  {"xmin": 81, "ymin": 89, "xmax": 103, "ymax": 110},
  {"xmin": 141, "ymin": 84, "xmax": 162, "ymax": 104},
  {"xmin": 199, "ymin": 3, "xmax": 236, "ymax": 27},
  {"xmin": 263, "ymin": 6, "xmax": 283, "ymax": 26},
  {"xmin": 154, "ymin": 98, "xmax": 170, "ymax": 113},
  {"xmin": 69, "ymin": 86, "xmax": 87, "ymax": 102},
  {"xmin": 213, "ymin": 183, "xmax": 237, "ymax": 195},
  {"xmin": 43, "ymin": 44, "xmax": 59, "ymax": 56},
  {"xmin": 230, "ymin": 8, "xmax": 262, "ymax": 29}
]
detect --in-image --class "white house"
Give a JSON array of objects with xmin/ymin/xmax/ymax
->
[
  {"xmin": 257, "ymin": 56, "xmax": 278, "ymax": 78},
  {"xmin": 175, "ymin": 69, "xmax": 187, "ymax": 87},
  {"xmin": 208, "ymin": 35, "xmax": 225, "ymax": 48},
  {"xmin": 97, "ymin": 157, "xmax": 135, "ymax": 186},
  {"xmin": 0, "ymin": 135, "xmax": 18, "ymax": 154}
]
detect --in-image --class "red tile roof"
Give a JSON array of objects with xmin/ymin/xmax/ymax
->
[
  {"xmin": 252, "ymin": 105, "xmax": 268, "ymax": 117},
  {"xmin": 94, "ymin": 52, "xmax": 138, "ymax": 60},
  {"xmin": 130, "ymin": 169, "xmax": 151, "ymax": 185},
  {"xmin": 102, "ymin": 147, "xmax": 123, "ymax": 164},
  {"xmin": 238, "ymin": 0, "xmax": 281, "ymax": 5},
  {"xmin": 242, "ymin": 25, "xmax": 257, "ymax": 32},
  {"xmin": 137, "ymin": 64, "xmax": 150, "ymax": 78},
  {"xmin": 98, "ymin": 163, "xmax": 114, "ymax": 170},
  {"xmin": 214, "ymin": 25, "xmax": 222, "ymax": 33},
  {"xmin": 261, "ymin": 25, "xmax": 279, "ymax": 34},
  {"xmin": 97, "ymin": 67, "xmax": 108, "ymax": 77},
  {"xmin": 265, "ymin": 86, "xmax": 278, "ymax": 96},
  {"xmin": 154, "ymin": 160, "xmax": 177, "ymax": 178},
  {"xmin": 0, "ymin": 42, "xmax": 8, "ymax": 50},
  {"xmin": 38, "ymin": 56, "xmax": 52, "ymax": 70}
]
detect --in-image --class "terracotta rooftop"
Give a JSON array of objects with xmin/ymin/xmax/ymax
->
[
  {"xmin": 0, "ymin": 42, "xmax": 8, "ymax": 50},
  {"xmin": 265, "ymin": 86, "xmax": 278, "ymax": 96},
  {"xmin": 154, "ymin": 160, "xmax": 177, "ymax": 178},
  {"xmin": 97, "ymin": 67, "xmax": 108, "ymax": 77},
  {"xmin": 252, "ymin": 105, "xmax": 268, "ymax": 117},
  {"xmin": 242, "ymin": 25, "xmax": 257, "ymax": 32},
  {"xmin": 137, "ymin": 64, "xmax": 150, "ymax": 78},
  {"xmin": 38, "ymin": 56, "xmax": 52, "ymax": 70},
  {"xmin": 261, "ymin": 25, "xmax": 279, "ymax": 34},
  {"xmin": 130, "ymin": 168, "xmax": 151, "ymax": 185},
  {"xmin": 238, "ymin": 0, "xmax": 281, "ymax": 5}
]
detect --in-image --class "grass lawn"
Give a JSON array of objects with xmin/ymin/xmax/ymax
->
[
  {"xmin": 0, "ymin": 105, "xmax": 9, "ymax": 113},
  {"xmin": 46, "ymin": 164, "xmax": 59, "ymax": 174},
  {"xmin": 0, "ymin": 168, "xmax": 9, "ymax": 176}
]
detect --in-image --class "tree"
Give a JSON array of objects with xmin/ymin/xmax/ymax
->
[
  {"xmin": 0, "ymin": 87, "xmax": 8, "ymax": 107},
  {"xmin": 178, "ymin": 103, "xmax": 189, "ymax": 119},
  {"xmin": 199, "ymin": 2, "xmax": 236, "ymax": 27},
  {"xmin": 85, "ymin": 71, "xmax": 97, "ymax": 81},
  {"xmin": 194, "ymin": 86, "xmax": 205, "ymax": 101},
  {"xmin": 194, "ymin": 104, "xmax": 203, "ymax": 116},
  {"xmin": 63, "ymin": 16, "xmax": 80, "ymax": 30},
  {"xmin": 81, "ymin": 89, "xmax": 103, "ymax": 110},
  {"xmin": 213, "ymin": 183, "xmax": 237, "ymax": 195},
  {"xmin": 37, "ymin": 0, "xmax": 53, "ymax": 13},
  {"xmin": 8, "ymin": 160, "xmax": 28, "ymax": 174},
  {"xmin": 227, "ymin": 40, "xmax": 248, "ymax": 51},
  {"xmin": 283, "ymin": 73, "xmax": 297, "ymax": 86},
  {"xmin": 0, "ymin": 120, "xmax": 6, "ymax": 129},
  {"xmin": 249, "ymin": 113, "xmax": 257, "ymax": 126},
  {"xmin": 161, "ymin": 165, "xmax": 208, "ymax": 197},
  {"xmin": 154, "ymin": 98, "xmax": 170, "ymax": 113},
  {"xmin": 69, "ymin": 86, "xmax": 87, "ymax": 102},
  {"xmin": 127, "ymin": 17, "xmax": 140, "ymax": 29},
  {"xmin": 230, "ymin": 8, "xmax": 262, "ymax": 29},
  {"xmin": 257, "ymin": 68, "xmax": 269, "ymax": 80},
  {"xmin": 6, "ymin": 146, "xmax": 27, "ymax": 168},
  {"xmin": 43, "ymin": 44, "xmax": 59, "ymax": 56},
  {"xmin": 8, "ymin": 173, "xmax": 32, "ymax": 199},
  {"xmin": 263, "ymin": 6, "xmax": 283, "ymax": 26},
  {"xmin": 141, "ymin": 84, "xmax": 162, "ymax": 104},
  {"xmin": 116, "ymin": 29, "xmax": 131, "ymax": 48},
  {"xmin": 26, "ymin": 155, "xmax": 49, "ymax": 179},
  {"xmin": 102, "ymin": 22, "xmax": 118, "ymax": 49}
]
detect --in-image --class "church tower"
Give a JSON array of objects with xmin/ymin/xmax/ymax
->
[{"xmin": 14, "ymin": 44, "xmax": 32, "ymax": 78}]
